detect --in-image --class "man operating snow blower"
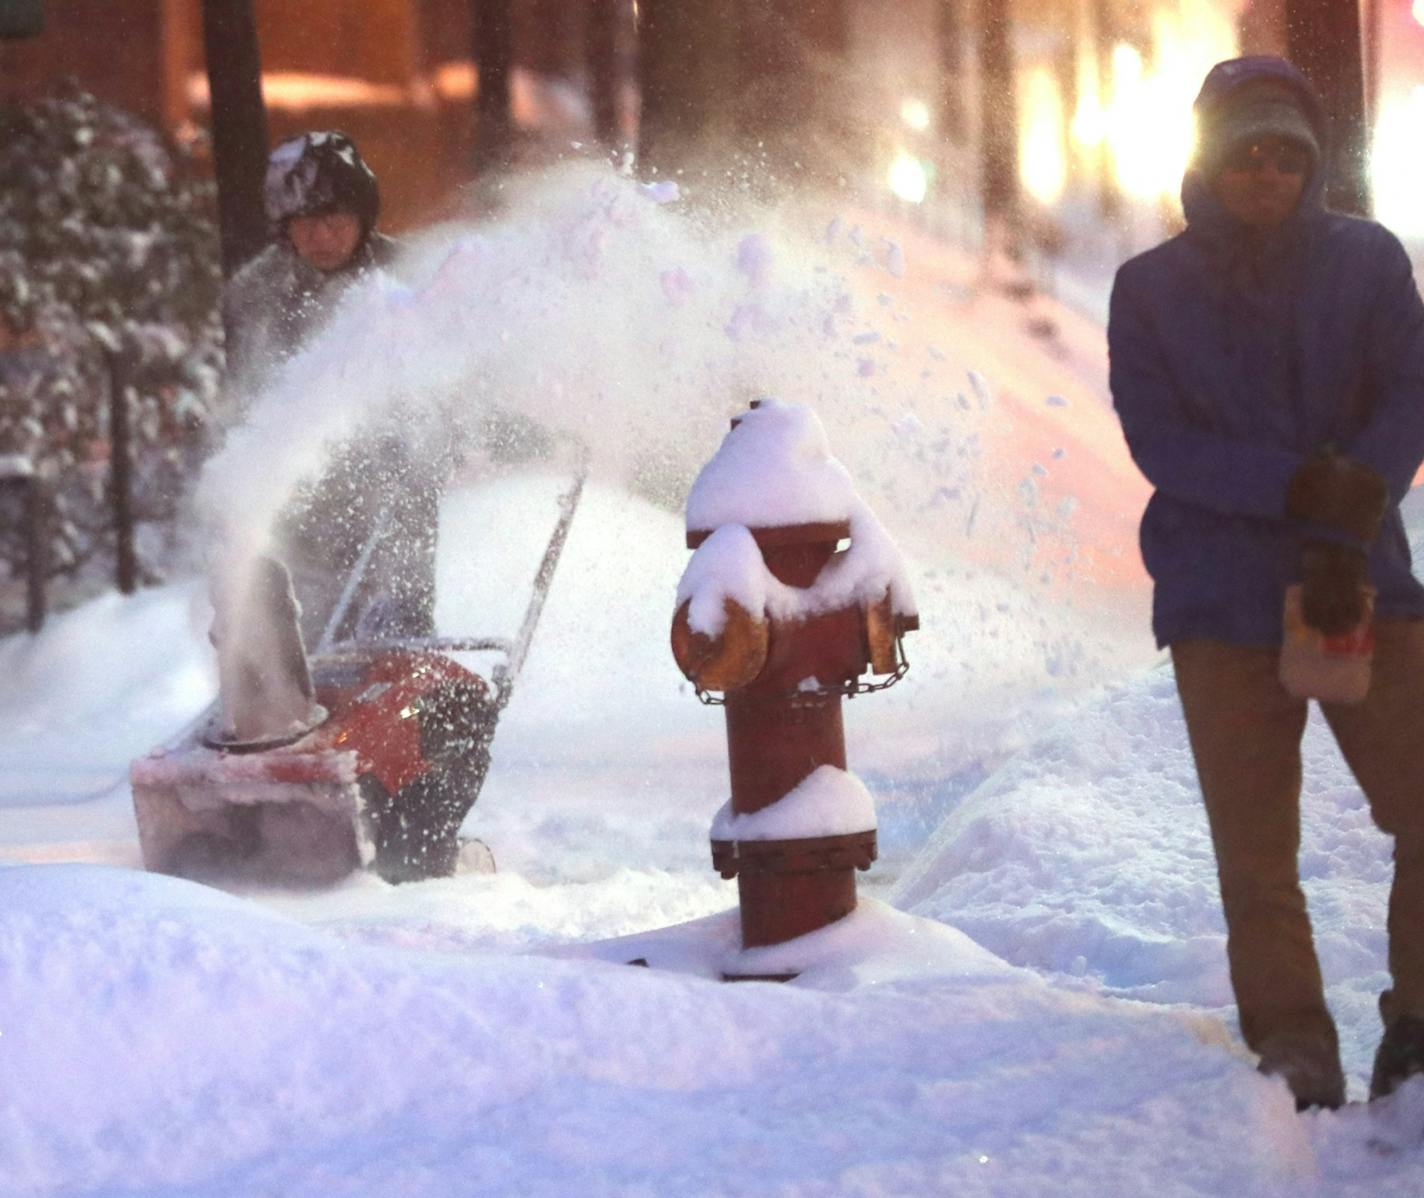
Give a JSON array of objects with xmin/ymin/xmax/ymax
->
[
  {"xmin": 131, "ymin": 132, "xmax": 513, "ymax": 889},
  {"xmin": 222, "ymin": 131, "xmax": 442, "ymax": 646},
  {"xmin": 223, "ymin": 131, "xmax": 397, "ymax": 394},
  {"xmin": 1109, "ymin": 57, "xmax": 1424, "ymax": 1111}
]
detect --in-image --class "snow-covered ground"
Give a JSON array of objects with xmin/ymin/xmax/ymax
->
[{"xmin": 4, "ymin": 169, "xmax": 1423, "ymax": 1196}]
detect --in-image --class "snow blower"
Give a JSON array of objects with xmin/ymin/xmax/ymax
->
[{"xmin": 131, "ymin": 456, "xmax": 586, "ymax": 888}]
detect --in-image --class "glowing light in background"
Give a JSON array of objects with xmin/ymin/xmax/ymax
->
[
  {"xmin": 1070, "ymin": 3, "xmax": 1235, "ymax": 202},
  {"xmin": 1415, "ymin": 0, "xmax": 1424, "ymax": 25},
  {"xmin": 1072, "ymin": 30, "xmax": 1106, "ymax": 153},
  {"xmin": 1103, "ymin": 44, "xmax": 1183, "ymax": 199},
  {"xmin": 1071, "ymin": 92, "xmax": 1107, "ymax": 151},
  {"xmin": 900, "ymin": 98, "xmax": 931, "ymax": 133},
  {"xmin": 1019, "ymin": 67, "xmax": 1068, "ymax": 205},
  {"xmin": 888, "ymin": 152, "xmax": 929, "ymax": 204},
  {"xmin": 1372, "ymin": 85, "xmax": 1424, "ymax": 238}
]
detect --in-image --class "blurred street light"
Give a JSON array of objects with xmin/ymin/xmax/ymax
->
[
  {"xmin": 1019, "ymin": 67, "xmax": 1067, "ymax": 205},
  {"xmin": 888, "ymin": 152, "xmax": 930, "ymax": 204},
  {"xmin": 900, "ymin": 98, "xmax": 932, "ymax": 132},
  {"xmin": 1371, "ymin": 84, "xmax": 1424, "ymax": 237}
]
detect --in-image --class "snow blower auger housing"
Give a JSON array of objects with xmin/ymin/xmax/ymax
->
[
  {"xmin": 131, "ymin": 452, "xmax": 587, "ymax": 888},
  {"xmin": 132, "ymin": 646, "xmax": 498, "ymax": 885}
]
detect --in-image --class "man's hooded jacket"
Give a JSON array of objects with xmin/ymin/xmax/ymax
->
[{"xmin": 1109, "ymin": 56, "xmax": 1424, "ymax": 647}]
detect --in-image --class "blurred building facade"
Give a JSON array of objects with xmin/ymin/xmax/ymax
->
[
  {"xmin": 0, "ymin": 0, "xmax": 615, "ymax": 230},
  {"xmin": 0, "ymin": 2, "xmax": 1419, "ymax": 259},
  {"xmin": 845, "ymin": 0, "xmax": 1422, "ymax": 298}
]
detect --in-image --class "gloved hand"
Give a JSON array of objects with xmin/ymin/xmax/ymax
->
[
  {"xmin": 1285, "ymin": 453, "xmax": 1389, "ymax": 543},
  {"xmin": 1299, "ymin": 540, "xmax": 1370, "ymax": 637}
]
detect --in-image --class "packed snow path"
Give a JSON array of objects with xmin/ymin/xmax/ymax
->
[{"xmin": 4, "ymin": 173, "xmax": 1424, "ymax": 1194}]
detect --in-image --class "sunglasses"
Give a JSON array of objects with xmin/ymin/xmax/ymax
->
[{"xmin": 1220, "ymin": 140, "xmax": 1312, "ymax": 176}]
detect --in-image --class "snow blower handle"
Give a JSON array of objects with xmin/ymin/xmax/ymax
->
[{"xmin": 495, "ymin": 441, "xmax": 590, "ymax": 706}]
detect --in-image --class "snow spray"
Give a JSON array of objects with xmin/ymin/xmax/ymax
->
[
  {"xmin": 207, "ymin": 552, "xmax": 323, "ymax": 745},
  {"xmin": 194, "ymin": 158, "xmax": 1146, "ymax": 763}
]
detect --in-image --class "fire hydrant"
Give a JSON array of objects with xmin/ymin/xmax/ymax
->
[{"xmin": 671, "ymin": 400, "xmax": 918, "ymax": 980}]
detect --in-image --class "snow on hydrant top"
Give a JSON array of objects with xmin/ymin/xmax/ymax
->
[
  {"xmin": 685, "ymin": 400, "xmax": 858, "ymax": 536},
  {"xmin": 677, "ymin": 399, "xmax": 918, "ymax": 640}
]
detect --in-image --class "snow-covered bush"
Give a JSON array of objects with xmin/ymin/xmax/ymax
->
[{"xmin": 0, "ymin": 81, "xmax": 222, "ymax": 587}]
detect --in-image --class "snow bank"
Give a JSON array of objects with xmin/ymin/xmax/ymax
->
[
  {"xmin": 3, "ymin": 862, "xmax": 1380, "ymax": 1198},
  {"xmin": 893, "ymin": 663, "xmax": 1402, "ymax": 1091},
  {"xmin": 0, "ymin": 585, "xmax": 212, "ymax": 814}
]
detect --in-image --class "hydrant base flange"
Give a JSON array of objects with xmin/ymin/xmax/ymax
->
[{"xmin": 710, "ymin": 830, "xmax": 877, "ymax": 880}]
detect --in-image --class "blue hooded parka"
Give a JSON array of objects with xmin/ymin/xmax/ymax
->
[{"xmin": 1108, "ymin": 56, "xmax": 1424, "ymax": 648}]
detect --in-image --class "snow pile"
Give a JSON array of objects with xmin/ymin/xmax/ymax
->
[
  {"xmin": 895, "ymin": 666, "xmax": 1228, "ymax": 1003},
  {"xmin": 726, "ymin": 896, "xmax": 1011, "ymax": 983},
  {"xmin": 0, "ymin": 584, "xmax": 212, "ymax": 814},
  {"xmin": 892, "ymin": 661, "xmax": 1404, "ymax": 1090},
  {"xmin": 4, "ymin": 861, "xmax": 1391, "ymax": 1198},
  {"xmin": 710, "ymin": 764, "xmax": 876, "ymax": 841}
]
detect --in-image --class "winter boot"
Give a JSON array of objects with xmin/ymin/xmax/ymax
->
[
  {"xmin": 1256, "ymin": 1031, "xmax": 1346, "ymax": 1111},
  {"xmin": 1370, "ymin": 1015, "xmax": 1424, "ymax": 1101}
]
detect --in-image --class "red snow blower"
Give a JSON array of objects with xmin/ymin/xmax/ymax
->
[{"xmin": 131, "ymin": 456, "xmax": 586, "ymax": 888}]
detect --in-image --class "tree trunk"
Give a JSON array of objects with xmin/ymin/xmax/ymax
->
[
  {"xmin": 108, "ymin": 354, "xmax": 137, "ymax": 596},
  {"xmin": 587, "ymin": 0, "xmax": 621, "ymax": 150},
  {"xmin": 1090, "ymin": 0, "xmax": 1120, "ymax": 219},
  {"xmin": 736, "ymin": 0, "xmax": 805, "ymax": 155},
  {"xmin": 978, "ymin": 0, "xmax": 1020, "ymax": 249},
  {"xmin": 636, "ymin": 0, "xmax": 735, "ymax": 173},
  {"xmin": 938, "ymin": 0, "xmax": 969, "ymax": 147},
  {"xmin": 200, "ymin": 0, "xmax": 269, "ymax": 278},
  {"xmin": 472, "ymin": 0, "xmax": 514, "ymax": 173},
  {"xmin": 1284, "ymin": 0, "xmax": 1370, "ymax": 216}
]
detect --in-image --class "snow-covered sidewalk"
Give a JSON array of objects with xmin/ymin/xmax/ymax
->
[{"xmin": 3, "ymin": 168, "xmax": 1422, "ymax": 1195}]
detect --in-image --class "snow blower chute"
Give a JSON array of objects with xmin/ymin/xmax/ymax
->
[{"xmin": 131, "ymin": 457, "xmax": 586, "ymax": 887}]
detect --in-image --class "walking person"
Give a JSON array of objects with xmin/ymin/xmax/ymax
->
[{"xmin": 1108, "ymin": 56, "xmax": 1424, "ymax": 1110}]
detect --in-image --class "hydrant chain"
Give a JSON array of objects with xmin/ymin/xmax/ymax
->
[{"xmin": 694, "ymin": 634, "xmax": 910, "ymax": 706}]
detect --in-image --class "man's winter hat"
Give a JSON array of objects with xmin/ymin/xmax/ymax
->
[
  {"xmin": 264, "ymin": 131, "xmax": 380, "ymax": 231},
  {"xmin": 1193, "ymin": 58, "xmax": 1322, "ymax": 178}
]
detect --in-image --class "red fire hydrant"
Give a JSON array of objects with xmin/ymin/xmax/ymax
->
[{"xmin": 671, "ymin": 400, "xmax": 917, "ymax": 980}]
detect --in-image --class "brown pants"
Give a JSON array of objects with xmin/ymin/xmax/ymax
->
[{"xmin": 1173, "ymin": 620, "xmax": 1424, "ymax": 1057}]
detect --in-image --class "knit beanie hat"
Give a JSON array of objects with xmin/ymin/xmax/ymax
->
[{"xmin": 1197, "ymin": 79, "xmax": 1320, "ymax": 177}]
